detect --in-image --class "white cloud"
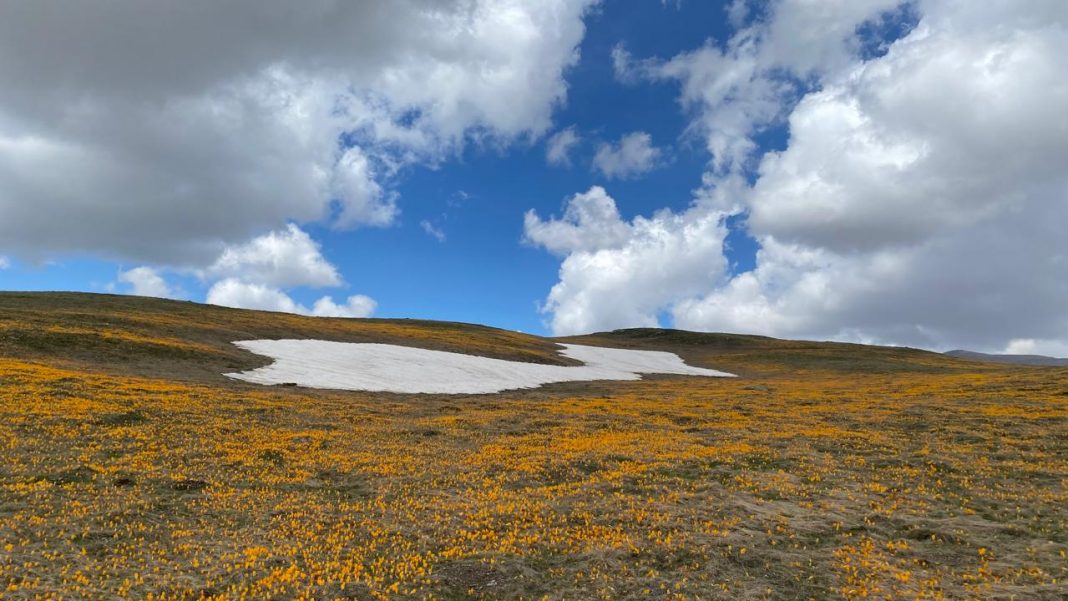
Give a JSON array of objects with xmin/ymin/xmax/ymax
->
[
  {"xmin": 311, "ymin": 295, "xmax": 377, "ymax": 319},
  {"xmin": 117, "ymin": 266, "xmax": 178, "ymax": 299},
  {"xmin": 523, "ymin": 186, "xmax": 631, "ymax": 256},
  {"xmin": 206, "ymin": 280, "xmax": 376, "ymax": 319},
  {"xmin": 525, "ymin": 187, "xmax": 729, "ymax": 335},
  {"xmin": 592, "ymin": 132, "xmax": 662, "ymax": 179},
  {"xmin": 330, "ymin": 147, "xmax": 396, "ymax": 229},
  {"xmin": 674, "ymin": 0, "xmax": 1068, "ymax": 350},
  {"xmin": 531, "ymin": 1, "xmax": 1068, "ymax": 351},
  {"xmin": 420, "ymin": 220, "xmax": 447, "ymax": 243},
  {"xmin": 746, "ymin": 6, "xmax": 1068, "ymax": 253},
  {"xmin": 610, "ymin": 45, "xmax": 638, "ymax": 84},
  {"xmin": 1003, "ymin": 339, "xmax": 1068, "ymax": 358},
  {"xmin": 202, "ymin": 224, "xmax": 377, "ymax": 318},
  {"xmin": 206, "ymin": 279, "xmax": 304, "ymax": 314},
  {"xmin": 205, "ymin": 224, "xmax": 341, "ymax": 288},
  {"xmin": 647, "ymin": 0, "xmax": 903, "ymax": 176},
  {"xmin": 0, "ymin": 256, "xmax": 9, "ymax": 270},
  {"xmin": 546, "ymin": 127, "xmax": 581, "ymax": 166},
  {"xmin": 725, "ymin": 0, "xmax": 751, "ymax": 28},
  {"xmin": 0, "ymin": 1, "xmax": 597, "ymax": 265}
]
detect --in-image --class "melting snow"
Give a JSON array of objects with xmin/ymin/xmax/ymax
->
[{"xmin": 226, "ymin": 340, "xmax": 736, "ymax": 394}]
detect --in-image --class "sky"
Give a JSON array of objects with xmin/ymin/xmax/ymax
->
[{"xmin": 1, "ymin": 0, "xmax": 1067, "ymax": 355}]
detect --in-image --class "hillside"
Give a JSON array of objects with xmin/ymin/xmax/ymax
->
[
  {"xmin": 1, "ymin": 292, "xmax": 1065, "ymax": 600},
  {"xmin": 1, "ymin": 292, "xmax": 967, "ymax": 382},
  {"xmin": 946, "ymin": 349, "xmax": 1068, "ymax": 367},
  {"xmin": 563, "ymin": 328, "xmax": 968, "ymax": 377},
  {"xmin": 0, "ymin": 292, "xmax": 582, "ymax": 383}
]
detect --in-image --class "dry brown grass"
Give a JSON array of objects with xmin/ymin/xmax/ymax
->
[{"xmin": 0, "ymin": 294, "xmax": 1065, "ymax": 600}]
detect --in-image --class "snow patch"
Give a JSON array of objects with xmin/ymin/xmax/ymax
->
[{"xmin": 226, "ymin": 340, "xmax": 736, "ymax": 394}]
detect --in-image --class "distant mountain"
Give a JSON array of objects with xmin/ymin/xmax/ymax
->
[{"xmin": 945, "ymin": 350, "xmax": 1068, "ymax": 367}]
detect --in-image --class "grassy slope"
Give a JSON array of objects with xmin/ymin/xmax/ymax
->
[
  {"xmin": 1, "ymin": 292, "xmax": 968, "ymax": 382},
  {"xmin": 562, "ymin": 328, "xmax": 969, "ymax": 378},
  {"xmin": 1, "ymin": 293, "xmax": 1066, "ymax": 600},
  {"xmin": 0, "ymin": 292, "xmax": 582, "ymax": 383}
]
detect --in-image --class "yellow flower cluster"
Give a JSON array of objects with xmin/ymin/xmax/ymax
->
[{"xmin": 1, "ymin": 334, "xmax": 1066, "ymax": 599}]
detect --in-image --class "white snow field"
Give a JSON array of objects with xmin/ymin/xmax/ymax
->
[{"xmin": 226, "ymin": 340, "xmax": 736, "ymax": 394}]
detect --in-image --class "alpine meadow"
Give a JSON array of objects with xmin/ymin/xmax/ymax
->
[
  {"xmin": 0, "ymin": 293, "xmax": 1065, "ymax": 599},
  {"xmin": 2, "ymin": 1, "xmax": 1067, "ymax": 599}
]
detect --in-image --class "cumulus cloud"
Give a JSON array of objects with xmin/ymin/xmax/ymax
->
[
  {"xmin": 531, "ymin": 1, "xmax": 1068, "ymax": 352},
  {"xmin": 746, "ymin": 8, "xmax": 1068, "ymax": 253},
  {"xmin": 1003, "ymin": 339, "xmax": 1068, "ymax": 359},
  {"xmin": 201, "ymin": 224, "xmax": 376, "ymax": 319},
  {"xmin": 206, "ymin": 280, "xmax": 377, "ymax": 319},
  {"xmin": 117, "ymin": 266, "xmax": 178, "ymax": 299},
  {"xmin": 525, "ymin": 187, "xmax": 729, "ymax": 335},
  {"xmin": 592, "ymin": 132, "xmax": 662, "ymax": 179},
  {"xmin": 673, "ymin": 0, "xmax": 1068, "ymax": 351},
  {"xmin": 206, "ymin": 280, "xmax": 305, "ymax": 314},
  {"xmin": 0, "ymin": 256, "xmax": 9, "ymax": 270},
  {"xmin": 206, "ymin": 281, "xmax": 376, "ymax": 319},
  {"xmin": 330, "ymin": 147, "xmax": 396, "ymax": 229},
  {"xmin": 0, "ymin": 0, "xmax": 596, "ymax": 265},
  {"xmin": 546, "ymin": 127, "xmax": 581, "ymax": 166},
  {"xmin": 311, "ymin": 295, "xmax": 378, "ymax": 319},
  {"xmin": 646, "ymin": 0, "xmax": 904, "ymax": 177},
  {"xmin": 205, "ymin": 224, "xmax": 341, "ymax": 288},
  {"xmin": 523, "ymin": 187, "xmax": 632, "ymax": 256}
]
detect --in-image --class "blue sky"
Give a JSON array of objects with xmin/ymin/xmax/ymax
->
[
  {"xmin": 2, "ymin": 1, "xmax": 1067, "ymax": 355},
  {"xmin": 3, "ymin": 0, "xmax": 751, "ymax": 333}
]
